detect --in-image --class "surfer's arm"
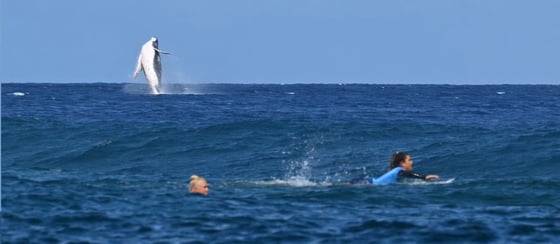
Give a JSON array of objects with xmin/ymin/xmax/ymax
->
[
  {"xmin": 425, "ymin": 175, "xmax": 439, "ymax": 180},
  {"xmin": 398, "ymin": 171, "xmax": 439, "ymax": 180}
]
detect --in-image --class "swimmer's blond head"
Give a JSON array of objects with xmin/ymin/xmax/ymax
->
[{"xmin": 189, "ymin": 175, "xmax": 209, "ymax": 196}]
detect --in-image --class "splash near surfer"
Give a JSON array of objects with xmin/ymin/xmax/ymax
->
[{"xmin": 133, "ymin": 37, "xmax": 171, "ymax": 95}]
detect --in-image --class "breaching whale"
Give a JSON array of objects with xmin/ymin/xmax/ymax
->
[{"xmin": 133, "ymin": 37, "xmax": 171, "ymax": 95}]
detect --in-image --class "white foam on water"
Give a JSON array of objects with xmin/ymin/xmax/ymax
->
[
  {"xmin": 122, "ymin": 82, "xmax": 210, "ymax": 95},
  {"xmin": 401, "ymin": 178, "xmax": 456, "ymax": 185},
  {"xmin": 11, "ymin": 92, "xmax": 26, "ymax": 96},
  {"xmin": 159, "ymin": 83, "xmax": 207, "ymax": 95},
  {"xmin": 241, "ymin": 178, "xmax": 332, "ymax": 187},
  {"xmin": 238, "ymin": 144, "xmax": 333, "ymax": 187}
]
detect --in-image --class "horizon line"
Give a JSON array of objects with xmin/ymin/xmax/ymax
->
[{"xmin": 2, "ymin": 81, "xmax": 559, "ymax": 86}]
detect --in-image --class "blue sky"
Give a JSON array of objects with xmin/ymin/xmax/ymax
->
[{"xmin": 1, "ymin": 0, "xmax": 559, "ymax": 84}]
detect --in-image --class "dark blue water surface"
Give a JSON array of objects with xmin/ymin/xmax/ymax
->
[{"xmin": 2, "ymin": 83, "xmax": 560, "ymax": 243}]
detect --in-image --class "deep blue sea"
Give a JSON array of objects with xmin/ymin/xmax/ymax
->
[{"xmin": 2, "ymin": 83, "xmax": 560, "ymax": 243}]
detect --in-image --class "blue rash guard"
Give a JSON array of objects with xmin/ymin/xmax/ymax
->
[
  {"xmin": 371, "ymin": 167, "xmax": 403, "ymax": 185},
  {"xmin": 350, "ymin": 167, "xmax": 428, "ymax": 185}
]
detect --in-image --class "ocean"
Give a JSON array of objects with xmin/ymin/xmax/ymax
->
[{"xmin": 2, "ymin": 83, "xmax": 559, "ymax": 243}]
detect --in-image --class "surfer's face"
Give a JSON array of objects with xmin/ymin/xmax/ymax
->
[
  {"xmin": 192, "ymin": 179, "xmax": 209, "ymax": 196},
  {"xmin": 400, "ymin": 155, "xmax": 413, "ymax": 171}
]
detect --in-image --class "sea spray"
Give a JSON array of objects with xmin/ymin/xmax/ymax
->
[{"xmin": 280, "ymin": 135, "xmax": 324, "ymax": 187}]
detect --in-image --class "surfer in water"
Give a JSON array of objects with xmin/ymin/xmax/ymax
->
[
  {"xmin": 351, "ymin": 152, "xmax": 439, "ymax": 185},
  {"xmin": 189, "ymin": 175, "xmax": 209, "ymax": 196}
]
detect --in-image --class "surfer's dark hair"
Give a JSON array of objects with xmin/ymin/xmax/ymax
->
[{"xmin": 389, "ymin": 152, "xmax": 409, "ymax": 170}]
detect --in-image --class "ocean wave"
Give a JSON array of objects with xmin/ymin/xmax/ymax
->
[
  {"xmin": 4, "ymin": 83, "xmax": 560, "ymax": 243},
  {"xmin": 3, "ymin": 114, "xmax": 558, "ymax": 181}
]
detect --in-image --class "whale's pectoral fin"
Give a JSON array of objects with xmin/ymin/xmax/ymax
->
[
  {"xmin": 133, "ymin": 54, "xmax": 143, "ymax": 78},
  {"xmin": 154, "ymin": 48, "xmax": 172, "ymax": 55}
]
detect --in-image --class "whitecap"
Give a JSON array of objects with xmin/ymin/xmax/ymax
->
[
  {"xmin": 239, "ymin": 177, "xmax": 332, "ymax": 187},
  {"xmin": 401, "ymin": 178, "xmax": 456, "ymax": 185},
  {"xmin": 11, "ymin": 92, "xmax": 26, "ymax": 96}
]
